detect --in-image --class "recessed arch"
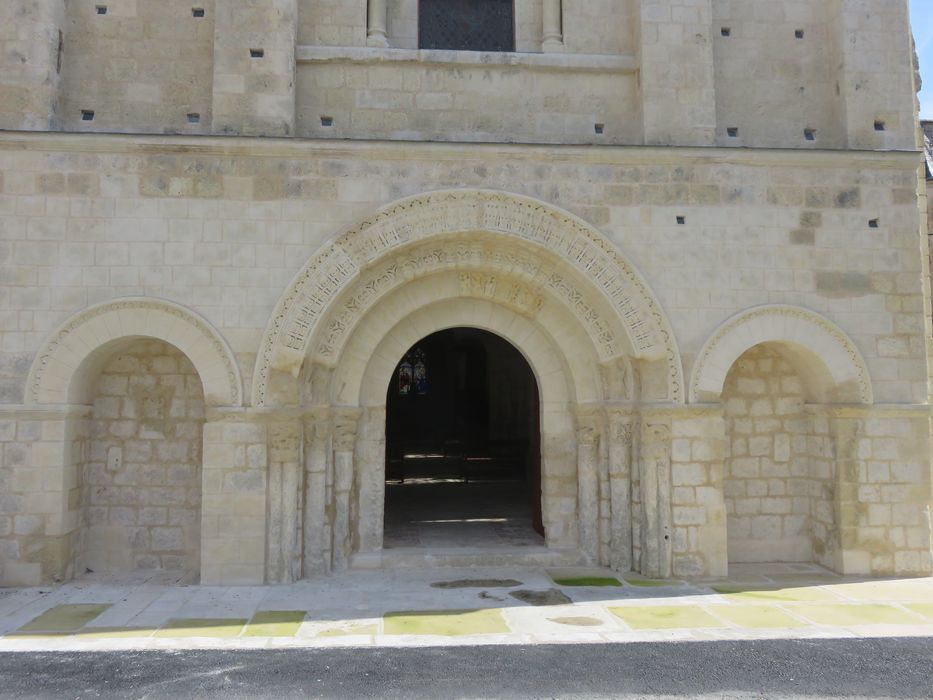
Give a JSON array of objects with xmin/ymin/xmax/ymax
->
[
  {"xmin": 252, "ymin": 189, "xmax": 683, "ymax": 407},
  {"xmin": 324, "ymin": 271, "xmax": 602, "ymax": 408},
  {"xmin": 26, "ymin": 297, "xmax": 242, "ymax": 407},
  {"xmin": 350, "ymin": 295, "xmax": 584, "ymax": 408},
  {"xmin": 690, "ymin": 305, "xmax": 873, "ymax": 404},
  {"xmin": 345, "ymin": 295, "xmax": 587, "ymax": 556}
]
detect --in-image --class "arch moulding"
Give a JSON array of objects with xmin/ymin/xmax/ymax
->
[
  {"xmin": 252, "ymin": 188, "xmax": 683, "ymax": 406},
  {"xmin": 689, "ymin": 305, "xmax": 873, "ymax": 405},
  {"xmin": 26, "ymin": 297, "xmax": 243, "ymax": 407}
]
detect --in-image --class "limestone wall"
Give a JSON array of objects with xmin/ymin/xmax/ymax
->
[
  {"xmin": 0, "ymin": 136, "xmax": 925, "ymax": 407},
  {"xmin": 0, "ymin": 406, "xmax": 86, "ymax": 586},
  {"xmin": 0, "ymin": 0, "xmax": 918, "ymax": 148},
  {"xmin": 712, "ymin": 1, "xmax": 843, "ymax": 149},
  {"xmin": 295, "ymin": 57, "xmax": 639, "ymax": 143},
  {"xmin": 670, "ymin": 411, "xmax": 727, "ymax": 578},
  {"xmin": 299, "ymin": 0, "xmax": 365, "ymax": 47},
  {"xmin": 78, "ymin": 340, "xmax": 204, "ymax": 576},
  {"xmin": 0, "ymin": 0, "xmax": 63, "ymax": 131},
  {"xmin": 57, "ymin": 0, "xmax": 215, "ymax": 135}
]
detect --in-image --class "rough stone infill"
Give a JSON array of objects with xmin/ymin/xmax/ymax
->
[
  {"xmin": 723, "ymin": 345, "xmax": 822, "ymax": 566},
  {"xmin": 80, "ymin": 339, "xmax": 205, "ymax": 576}
]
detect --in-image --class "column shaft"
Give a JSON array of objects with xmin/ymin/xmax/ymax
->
[
  {"xmin": 542, "ymin": 0, "xmax": 563, "ymax": 51},
  {"xmin": 367, "ymin": 0, "xmax": 388, "ymax": 47}
]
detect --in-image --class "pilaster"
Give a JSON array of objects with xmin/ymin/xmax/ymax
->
[
  {"xmin": 200, "ymin": 409, "xmax": 268, "ymax": 585},
  {"xmin": 829, "ymin": 0, "xmax": 916, "ymax": 150},
  {"xmin": 637, "ymin": 0, "xmax": 716, "ymax": 146},
  {"xmin": 211, "ymin": 0, "xmax": 297, "ymax": 136}
]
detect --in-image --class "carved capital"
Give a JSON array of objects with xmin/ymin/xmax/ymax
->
[
  {"xmin": 574, "ymin": 406, "xmax": 602, "ymax": 448},
  {"xmin": 333, "ymin": 408, "xmax": 362, "ymax": 452},
  {"xmin": 306, "ymin": 407, "xmax": 332, "ymax": 441}
]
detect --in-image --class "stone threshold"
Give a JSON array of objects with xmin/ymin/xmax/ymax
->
[{"xmin": 352, "ymin": 546, "xmax": 586, "ymax": 569}]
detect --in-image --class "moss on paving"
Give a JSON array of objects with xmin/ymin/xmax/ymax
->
[
  {"xmin": 548, "ymin": 616, "xmax": 604, "ymax": 627},
  {"xmin": 792, "ymin": 604, "xmax": 924, "ymax": 627},
  {"xmin": 623, "ymin": 577, "xmax": 679, "ymax": 588},
  {"xmin": 431, "ymin": 579, "xmax": 523, "ymax": 589},
  {"xmin": 153, "ymin": 618, "xmax": 248, "ymax": 638},
  {"xmin": 610, "ymin": 605, "xmax": 722, "ymax": 630},
  {"xmin": 19, "ymin": 604, "xmax": 111, "ymax": 632},
  {"xmin": 243, "ymin": 611, "xmax": 306, "ymax": 637},
  {"xmin": 509, "ymin": 589, "xmax": 572, "ymax": 606},
  {"xmin": 711, "ymin": 605, "xmax": 806, "ymax": 629},
  {"xmin": 70, "ymin": 627, "xmax": 156, "ymax": 639},
  {"xmin": 383, "ymin": 609, "xmax": 509, "ymax": 636},
  {"xmin": 552, "ymin": 577, "xmax": 622, "ymax": 587},
  {"xmin": 712, "ymin": 586, "xmax": 836, "ymax": 602},
  {"xmin": 317, "ymin": 623, "xmax": 379, "ymax": 637},
  {"xmin": 905, "ymin": 603, "xmax": 933, "ymax": 621}
]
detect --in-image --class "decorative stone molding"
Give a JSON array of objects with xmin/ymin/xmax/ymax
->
[
  {"xmin": 252, "ymin": 189, "xmax": 683, "ymax": 406},
  {"xmin": 689, "ymin": 305, "xmax": 873, "ymax": 405},
  {"xmin": 311, "ymin": 240, "xmax": 607, "ymax": 362},
  {"xmin": 26, "ymin": 297, "xmax": 242, "ymax": 407}
]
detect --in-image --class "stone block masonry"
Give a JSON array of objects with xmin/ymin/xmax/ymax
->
[
  {"xmin": 0, "ymin": 0, "xmax": 929, "ymax": 586},
  {"xmin": 79, "ymin": 339, "xmax": 204, "ymax": 576}
]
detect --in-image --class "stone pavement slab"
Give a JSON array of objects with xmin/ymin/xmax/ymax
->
[{"xmin": 0, "ymin": 563, "xmax": 931, "ymax": 651}]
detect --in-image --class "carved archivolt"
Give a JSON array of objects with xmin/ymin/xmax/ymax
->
[
  {"xmin": 313, "ymin": 238, "xmax": 621, "ymax": 364},
  {"xmin": 689, "ymin": 305, "xmax": 873, "ymax": 404},
  {"xmin": 252, "ymin": 189, "xmax": 683, "ymax": 406},
  {"xmin": 26, "ymin": 297, "xmax": 242, "ymax": 407}
]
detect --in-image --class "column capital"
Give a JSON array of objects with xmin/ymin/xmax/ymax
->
[{"xmin": 333, "ymin": 407, "xmax": 362, "ymax": 451}]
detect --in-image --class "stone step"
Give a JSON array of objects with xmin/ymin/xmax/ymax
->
[{"xmin": 350, "ymin": 547, "xmax": 587, "ymax": 570}]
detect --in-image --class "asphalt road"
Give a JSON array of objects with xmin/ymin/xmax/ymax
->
[{"xmin": 0, "ymin": 638, "xmax": 931, "ymax": 699}]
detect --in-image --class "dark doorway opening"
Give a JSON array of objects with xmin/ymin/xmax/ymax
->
[{"xmin": 384, "ymin": 328, "xmax": 542, "ymax": 549}]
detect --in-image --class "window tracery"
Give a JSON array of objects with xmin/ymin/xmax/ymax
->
[{"xmin": 419, "ymin": 0, "xmax": 515, "ymax": 52}]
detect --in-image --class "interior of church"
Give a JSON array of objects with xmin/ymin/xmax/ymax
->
[{"xmin": 383, "ymin": 328, "xmax": 543, "ymax": 550}]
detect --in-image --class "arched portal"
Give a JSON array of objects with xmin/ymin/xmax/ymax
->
[
  {"xmin": 255, "ymin": 190, "xmax": 685, "ymax": 582},
  {"xmin": 383, "ymin": 327, "xmax": 543, "ymax": 550}
]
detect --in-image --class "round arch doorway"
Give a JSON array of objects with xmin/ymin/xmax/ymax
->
[{"xmin": 384, "ymin": 328, "xmax": 543, "ymax": 549}]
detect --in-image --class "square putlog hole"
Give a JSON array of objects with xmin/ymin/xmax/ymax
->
[
  {"xmin": 81, "ymin": 110, "xmax": 95, "ymax": 121},
  {"xmin": 95, "ymin": 5, "xmax": 107, "ymax": 15},
  {"xmin": 250, "ymin": 48, "xmax": 265, "ymax": 58},
  {"xmin": 192, "ymin": 8, "xmax": 205, "ymax": 17}
]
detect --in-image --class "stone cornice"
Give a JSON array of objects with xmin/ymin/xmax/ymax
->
[
  {"xmin": 0, "ymin": 130, "xmax": 921, "ymax": 171},
  {"xmin": 296, "ymin": 45, "xmax": 638, "ymax": 73}
]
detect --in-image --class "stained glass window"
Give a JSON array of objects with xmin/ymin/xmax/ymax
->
[
  {"xmin": 399, "ymin": 348, "xmax": 428, "ymax": 396},
  {"xmin": 419, "ymin": 0, "xmax": 515, "ymax": 53}
]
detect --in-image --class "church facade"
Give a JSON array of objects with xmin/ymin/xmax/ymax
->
[{"xmin": 0, "ymin": 0, "xmax": 931, "ymax": 586}]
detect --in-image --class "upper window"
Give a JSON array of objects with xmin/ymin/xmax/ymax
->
[{"xmin": 419, "ymin": 0, "xmax": 515, "ymax": 52}]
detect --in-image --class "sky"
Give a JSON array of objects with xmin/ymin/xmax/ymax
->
[{"xmin": 912, "ymin": 0, "xmax": 933, "ymax": 117}]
